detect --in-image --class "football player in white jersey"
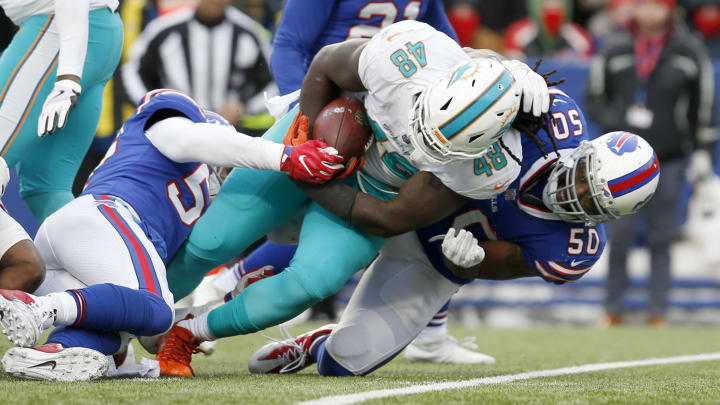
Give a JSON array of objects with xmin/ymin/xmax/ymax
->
[
  {"xmin": 157, "ymin": 20, "xmax": 556, "ymax": 377},
  {"xmin": 0, "ymin": 0, "xmax": 121, "ymax": 222}
]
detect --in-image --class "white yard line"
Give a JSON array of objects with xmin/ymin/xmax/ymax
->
[{"xmin": 299, "ymin": 352, "xmax": 720, "ymax": 405}]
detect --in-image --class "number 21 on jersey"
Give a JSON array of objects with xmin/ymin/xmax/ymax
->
[{"xmin": 391, "ymin": 42, "xmax": 426, "ymax": 78}]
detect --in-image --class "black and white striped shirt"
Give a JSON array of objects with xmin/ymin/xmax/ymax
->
[{"xmin": 121, "ymin": 6, "xmax": 274, "ymax": 115}]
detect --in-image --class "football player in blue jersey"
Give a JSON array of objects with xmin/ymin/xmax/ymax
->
[
  {"xmin": 245, "ymin": 89, "xmax": 661, "ymax": 376},
  {"xmin": 0, "ymin": 89, "xmax": 343, "ymax": 381},
  {"xmin": 272, "ymin": 0, "xmax": 457, "ymax": 96}
]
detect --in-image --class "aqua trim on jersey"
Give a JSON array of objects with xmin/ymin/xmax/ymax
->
[
  {"xmin": 367, "ymin": 114, "xmax": 418, "ymax": 181},
  {"xmin": 356, "ymin": 170, "xmax": 398, "ymax": 201},
  {"xmin": 438, "ymin": 69, "xmax": 514, "ymax": 140},
  {"xmin": 608, "ymin": 154, "xmax": 660, "ymax": 197},
  {"xmin": 368, "ymin": 115, "xmax": 388, "ymax": 142}
]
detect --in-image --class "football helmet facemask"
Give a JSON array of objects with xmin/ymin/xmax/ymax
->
[{"xmin": 543, "ymin": 132, "xmax": 660, "ymax": 225}]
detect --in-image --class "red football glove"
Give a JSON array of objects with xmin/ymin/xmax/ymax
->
[
  {"xmin": 281, "ymin": 139, "xmax": 345, "ymax": 184},
  {"xmin": 283, "ymin": 113, "xmax": 310, "ymax": 146}
]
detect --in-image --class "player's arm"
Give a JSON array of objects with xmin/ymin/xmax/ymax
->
[
  {"xmin": 37, "ymin": 0, "xmax": 89, "ymax": 136},
  {"xmin": 441, "ymin": 227, "xmax": 596, "ymax": 283},
  {"xmin": 271, "ymin": 0, "xmax": 335, "ymax": 95},
  {"xmin": 299, "ymin": 39, "xmax": 369, "ymax": 127},
  {"xmin": 423, "ymin": 0, "xmax": 459, "ymax": 43},
  {"xmin": 0, "ymin": 240, "xmax": 45, "ymax": 292},
  {"xmin": 0, "ymin": 161, "xmax": 43, "ymax": 291},
  {"xmin": 0, "ymin": 205, "xmax": 44, "ymax": 292},
  {"xmin": 144, "ymin": 111, "xmax": 343, "ymax": 183},
  {"xmin": 446, "ymin": 238, "xmax": 536, "ymax": 280},
  {"xmin": 296, "ymin": 171, "xmax": 469, "ymax": 237},
  {"xmin": 54, "ymin": 0, "xmax": 89, "ymax": 85}
]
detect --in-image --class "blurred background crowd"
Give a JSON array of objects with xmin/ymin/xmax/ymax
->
[{"xmin": 2, "ymin": 0, "xmax": 720, "ymax": 328}]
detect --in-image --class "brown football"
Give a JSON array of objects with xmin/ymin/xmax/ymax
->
[{"xmin": 311, "ymin": 97, "xmax": 373, "ymax": 160}]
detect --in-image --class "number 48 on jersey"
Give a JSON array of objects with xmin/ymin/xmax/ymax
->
[{"xmin": 391, "ymin": 42, "xmax": 426, "ymax": 78}]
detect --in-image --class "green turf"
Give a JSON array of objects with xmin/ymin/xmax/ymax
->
[{"xmin": 1, "ymin": 324, "xmax": 719, "ymax": 404}]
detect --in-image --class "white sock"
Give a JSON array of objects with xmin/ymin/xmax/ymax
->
[
  {"xmin": 177, "ymin": 312, "xmax": 215, "ymax": 341},
  {"xmin": 44, "ymin": 292, "xmax": 79, "ymax": 326},
  {"xmin": 417, "ymin": 322, "xmax": 448, "ymax": 340}
]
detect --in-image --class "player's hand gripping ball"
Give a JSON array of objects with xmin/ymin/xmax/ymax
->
[
  {"xmin": 283, "ymin": 113, "xmax": 310, "ymax": 146},
  {"xmin": 312, "ymin": 97, "xmax": 373, "ymax": 179}
]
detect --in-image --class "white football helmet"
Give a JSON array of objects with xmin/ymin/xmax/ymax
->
[
  {"xmin": 408, "ymin": 58, "xmax": 522, "ymax": 163},
  {"xmin": 543, "ymin": 132, "xmax": 660, "ymax": 225}
]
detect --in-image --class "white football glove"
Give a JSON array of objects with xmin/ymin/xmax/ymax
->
[
  {"xmin": 0, "ymin": 157, "xmax": 9, "ymax": 198},
  {"xmin": 441, "ymin": 228, "xmax": 486, "ymax": 268},
  {"xmin": 501, "ymin": 60, "xmax": 550, "ymax": 118},
  {"xmin": 38, "ymin": 79, "xmax": 81, "ymax": 137}
]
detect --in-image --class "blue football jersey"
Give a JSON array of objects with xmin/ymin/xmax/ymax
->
[
  {"xmin": 417, "ymin": 89, "xmax": 607, "ymax": 285},
  {"xmin": 83, "ymin": 89, "xmax": 226, "ymax": 262},
  {"xmin": 271, "ymin": 0, "xmax": 457, "ymax": 95}
]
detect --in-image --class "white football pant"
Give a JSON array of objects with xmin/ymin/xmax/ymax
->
[{"xmin": 324, "ymin": 232, "xmax": 461, "ymax": 375}]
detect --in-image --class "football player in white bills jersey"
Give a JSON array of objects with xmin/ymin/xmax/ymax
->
[
  {"xmin": 247, "ymin": 129, "xmax": 660, "ymax": 376},
  {"xmin": 156, "ymin": 20, "xmax": 554, "ymax": 377},
  {"xmin": 0, "ymin": 89, "xmax": 343, "ymax": 382},
  {"xmin": 0, "ymin": 157, "xmax": 45, "ymax": 292},
  {"xmin": 0, "ymin": 0, "xmax": 122, "ymax": 223}
]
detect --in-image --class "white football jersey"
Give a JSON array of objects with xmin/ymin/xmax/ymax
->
[
  {"xmin": 357, "ymin": 20, "xmax": 522, "ymax": 200},
  {"xmin": 0, "ymin": 0, "xmax": 118, "ymax": 25}
]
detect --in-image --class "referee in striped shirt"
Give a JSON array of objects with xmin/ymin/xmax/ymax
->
[{"xmin": 121, "ymin": 0, "xmax": 275, "ymax": 128}]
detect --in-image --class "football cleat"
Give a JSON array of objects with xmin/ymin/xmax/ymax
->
[
  {"xmin": 404, "ymin": 334, "xmax": 496, "ymax": 364},
  {"xmin": 248, "ymin": 324, "xmax": 335, "ymax": 374},
  {"xmin": 222, "ymin": 262, "xmax": 277, "ymax": 303},
  {"xmin": 598, "ymin": 314, "xmax": 623, "ymax": 329},
  {"xmin": 2, "ymin": 343, "xmax": 108, "ymax": 381},
  {"xmin": 156, "ymin": 314, "xmax": 202, "ymax": 377},
  {"xmin": 0, "ymin": 289, "xmax": 54, "ymax": 348}
]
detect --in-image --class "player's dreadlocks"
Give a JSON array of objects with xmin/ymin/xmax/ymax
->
[{"xmin": 499, "ymin": 60, "xmax": 565, "ymax": 167}]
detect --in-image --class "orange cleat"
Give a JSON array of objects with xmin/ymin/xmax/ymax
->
[
  {"xmin": 156, "ymin": 314, "xmax": 202, "ymax": 377},
  {"xmin": 598, "ymin": 314, "xmax": 623, "ymax": 329},
  {"xmin": 648, "ymin": 315, "xmax": 668, "ymax": 328}
]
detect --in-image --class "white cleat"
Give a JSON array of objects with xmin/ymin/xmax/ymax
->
[
  {"xmin": 2, "ymin": 343, "xmax": 109, "ymax": 381},
  {"xmin": 248, "ymin": 324, "xmax": 335, "ymax": 374},
  {"xmin": 404, "ymin": 334, "xmax": 496, "ymax": 364},
  {"xmin": 0, "ymin": 290, "xmax": 54, "ymax": 348}
]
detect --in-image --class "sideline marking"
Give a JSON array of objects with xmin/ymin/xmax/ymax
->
[{"xmin": 299, "ymin": 352, "xmax": 720, "ymax": 405}]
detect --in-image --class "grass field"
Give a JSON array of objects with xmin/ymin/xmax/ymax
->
[{"xmin": 1, "ymin": 323, "xmax": 719, "ymax": 404}]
